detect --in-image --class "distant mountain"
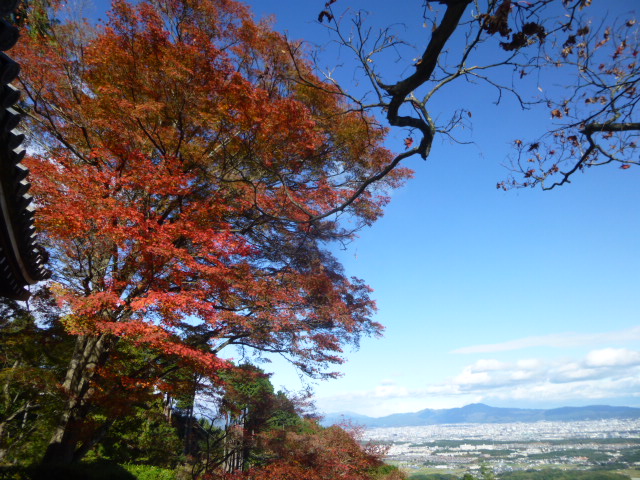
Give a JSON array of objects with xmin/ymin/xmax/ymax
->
[{"xmin": 320, "ymin": 403, "xmax": 640, "ymax": 428}]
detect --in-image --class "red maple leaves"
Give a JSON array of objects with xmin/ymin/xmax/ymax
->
[{"xmin": 15, "ymin": 0, "xmax": 409, "ymax": 426}]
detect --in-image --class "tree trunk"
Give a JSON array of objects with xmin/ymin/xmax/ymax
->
[
  {"xmin": 72, "ymin": 418, "xmax": 115, "ymax": 462},
  {"xmin": 0, "ymin": 421, "xmax": 7, "ymax": 463},
  {"xmin": 41, "ymin": 333, "xmax": 112, "ymax": 465}
]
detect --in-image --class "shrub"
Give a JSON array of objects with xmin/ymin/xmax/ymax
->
[{"xmin": 124, "ymin": 464, "xmax": 176, "ymax": 480}]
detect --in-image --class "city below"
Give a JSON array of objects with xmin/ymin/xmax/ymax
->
[{"xmin": 361, "ymin": 418, "xmax": 640, "ymax": 477}]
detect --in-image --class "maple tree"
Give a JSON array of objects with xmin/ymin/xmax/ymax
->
[
  {"xmin": 14, "ymin": 0, "xmax": 411, "ymax": 465},
  {"xmin": 239, "ymin": 419, "xmax": 403, "ymax": 480},
  {"xmin": 12, "ymin": 0, "xmax": 635, "ymax": 473},
  {"xmin": 315, "ymin": 0, "xmax": 637, "ymax": 190},
  {"xmin": 162, "ymin": 368, "xmax": 402, "ymax": 479}
]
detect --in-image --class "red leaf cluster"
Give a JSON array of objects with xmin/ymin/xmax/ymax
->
[{"xmin": 15, "ymin": 0, "xmax": 409, "ymax": 386}]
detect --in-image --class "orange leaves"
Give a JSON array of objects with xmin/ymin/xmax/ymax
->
[
  {"xmin": 567, "ymin": 135, "xmax": 580, "ymax": 147},
  {"xmin": 403, "ymin": 136, "xmax": 414, "ymax": 149},
  {"xmin": 585, "ymin": 95, "xmax": 609, "ymax": 105},
  {"xmin": 17, "ymin": 0, "xmax": 393, "ymax": 387},
  {"xmin": 613, "ymin": 40, "xmax": 628, "ymax": 60},
  {"xmin": 595, "ymin": 27, "xmax": 611, "ymax": 49},
  {"xmin": 249, "ymin": 421, "xmax": 386, "ymax": 480}
]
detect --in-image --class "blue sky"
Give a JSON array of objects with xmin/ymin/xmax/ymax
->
[
  {"xmin": 83, "ymin": 0, "xmax": 640, "ymax": 417},
  {"xmin": 246, "ymin": 0, "xmax": 640, "ymax": 417}
]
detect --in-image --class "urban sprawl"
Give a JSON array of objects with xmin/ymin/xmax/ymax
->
[{"xmin": 362, "ymin": 419, "xmax": 640, "ymax": 475}]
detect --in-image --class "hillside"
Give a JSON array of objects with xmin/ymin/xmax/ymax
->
[{"xmin": 321, "ymin": 404, "xmax": 640, "ymax": 428}]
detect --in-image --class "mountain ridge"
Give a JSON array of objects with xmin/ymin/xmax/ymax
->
[{"xmin": 320, "ymin": 403, "xmax": 640, "ymax": 428}]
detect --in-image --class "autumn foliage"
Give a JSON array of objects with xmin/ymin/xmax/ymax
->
[
  {"xmin": 504, "ymin": 13, "xmax": 640, "ymax": 189},
  {"xmin": 243, "ymin": 422, "xmax": 394, "ymax": 480},
  {"xmin": 13, "ymin": 0, "xmax": 410, "ymax": 465},
  {"xmin": 317, "ymin": 1, "xmax": 637, "ymax": 191}
]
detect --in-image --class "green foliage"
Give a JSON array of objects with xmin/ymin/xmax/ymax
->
[
  {"xmin": 88, "ymin": 403, "xmax": 182, "ymax": 468},
  {"xmin": 13, "ymin": 0, "xmax": 60, "ymax": 36},
  {"xmin": 410, "ymin": 468, "xmax": 635, "ymax": 480},
  {"xmin": 28, "ymin": 460, "xmax": 137, "ymax": 480},
  {"xmin": 0, "ymin": 465, "xmax": 32, "ymax": 480},
  {"xmin": 219, "ymin": 364, "xmax": 275, "ymax": 422},
  {"xmin": 408, "ymin": 473, "xmax": 458, "ymax": 480},
  {"xmin": 0, "ymin": 461, "xmax": 177, "ymax": 480},
  {"xmin": 620, "ymin": 449, "xmax": 640, "ymax": 463},
  {"xmin": 0, "ymin": 289, "xmax": 70, "ymax": 464},
  {"xmin": 499, "ymin": 468, "xmax": 632, "ymax": 480},
  {"xmin": 480, "ymin": 463, "xmax": 495, "ymax": 480},
  {"xmin": 526, "ymin": 449, "xmax": 612, "ymax": 463},
  {"xmin": 371, "ymin": 463, "xmax": 405, "ymax": 479},
  {"xmin": 123, "ymin": 464, "xmax": 176, "ymax": 480},
  {"xmin": 267, "ymin": 391, "xmax": 303, "ymax": 430}
]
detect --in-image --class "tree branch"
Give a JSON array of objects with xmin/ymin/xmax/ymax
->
[{"xmin": 382, "ymin": 0, "xmax": 472, "ymax": 158}]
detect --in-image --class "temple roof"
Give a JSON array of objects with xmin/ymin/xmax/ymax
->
[{"xmin": 0, "ymin": 1, "xmax": 48, "ymax": 300}]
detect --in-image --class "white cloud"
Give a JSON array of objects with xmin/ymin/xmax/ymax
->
[
  {"xmin": 316, "ymin": 348, "xmax": 640, "ymax": 417},
  {"xmin": 453, "ymin": 369, "xmax": 493, "ymax": 386},
  {"xmin": 487, "ymin": 375, "xmax": 640, "ymax": 404},
  {"xmin": 315, "ymin": 383, "xmax": 470, "ymax": 417},
  {"xmin": 517, "ymin": 358, "xmax": 543, "ymax": 369},
  {"xmin": 431, "ymin": 348, "xmax": 640, "ymax": 400},
  {"xmin": 585, "ymin": 348, "xmax": 640, "ymax": 367},
  {"xmin": 380, "ymin": 378, "xmax": 398, "ymax": 386},
  {"xmin": 452, "ymin": 326, "xmax": 640, "ymax": 354},
  {"xmin": 372, "ymin": 383, "xmax": 410, "ymax": 398},
  {"xmin": 510, "ymin": 368, "xmax": 537, "ymax": 381},
  {"xmin": 552, "ymin": 365, "xmax": 604, "ymax": 383},
  {"xmin": 472, "ymin": 359, "xmax": 507, "ymax": 371}
]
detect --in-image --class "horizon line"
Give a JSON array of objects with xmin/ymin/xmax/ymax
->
[{"xmin": 322, "ymin": 402, "xmax": 640, "ymax": 419}]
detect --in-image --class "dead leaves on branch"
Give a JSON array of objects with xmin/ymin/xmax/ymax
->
[
  {"xmin": 318, "ymin": 0, "xmax": 337, "ymax": 23},
  {"xmin": 478, "ymin": 0, "xmax": 547, "ymax": 51},
  {"xmin": 503, "ymin": 5, "xmax": 639, "ymax": 190}
]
